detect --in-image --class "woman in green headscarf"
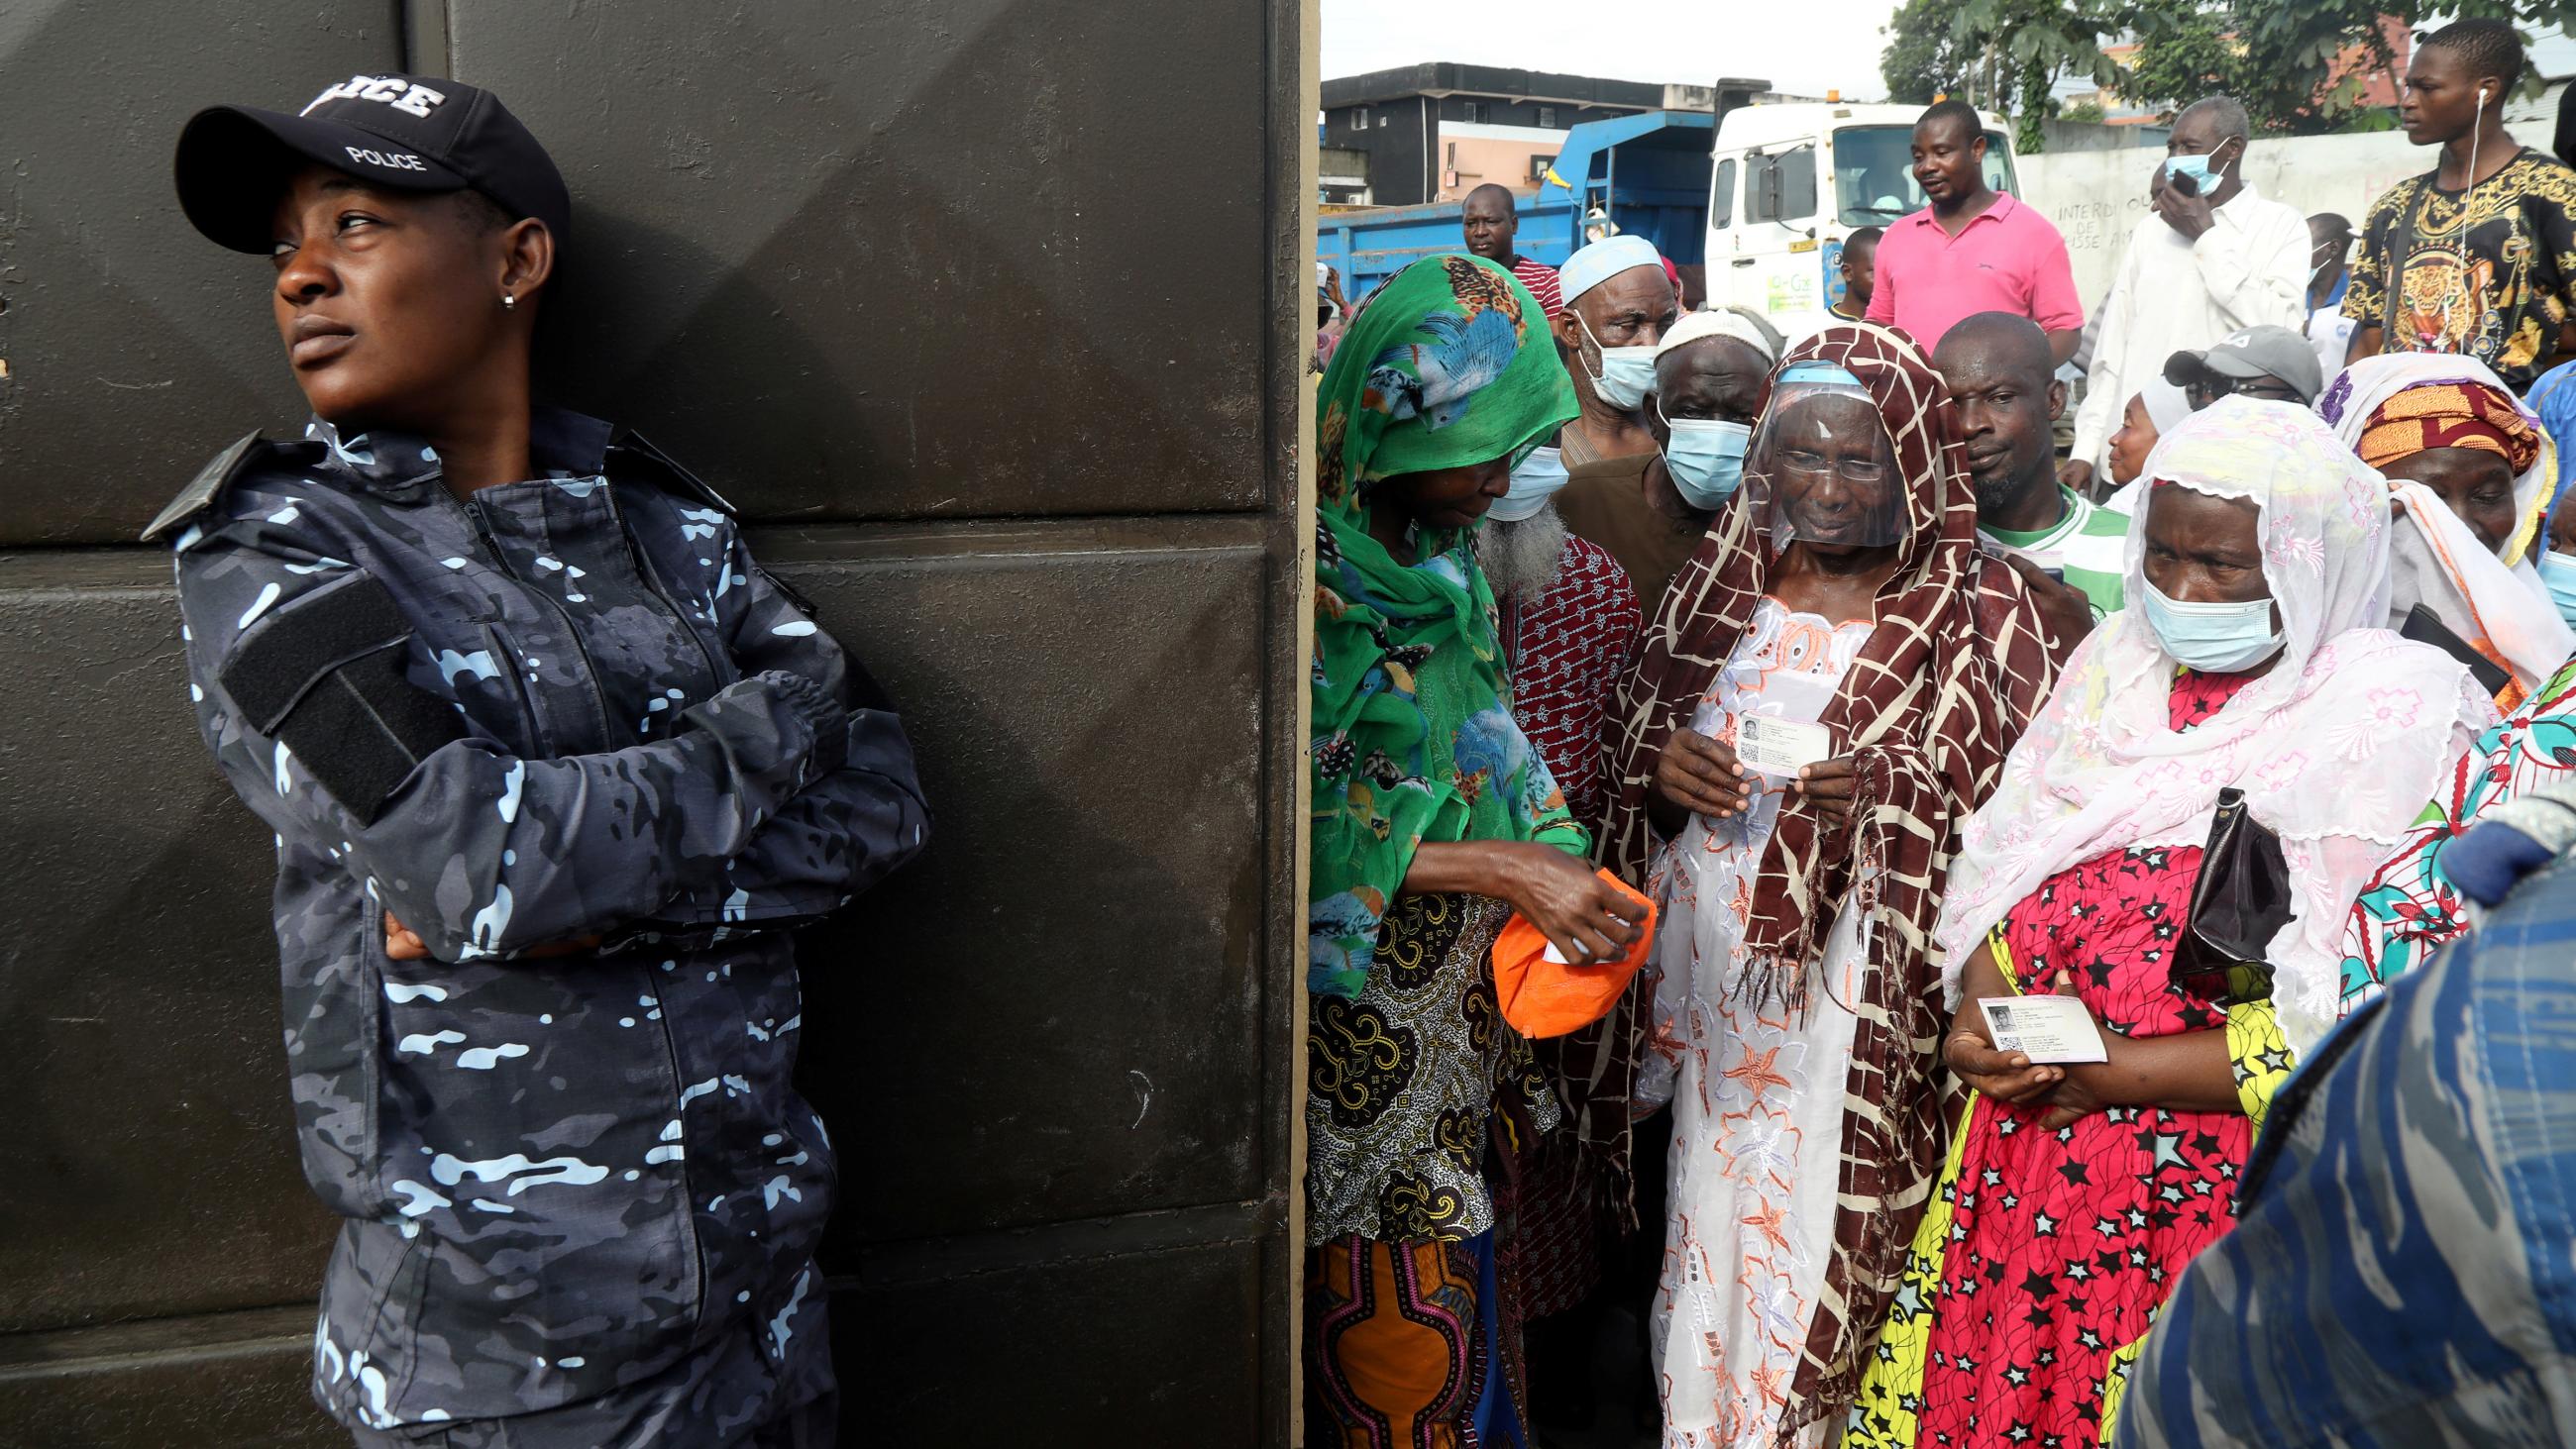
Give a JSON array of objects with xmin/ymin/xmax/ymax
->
[{"xmin": 1307, "ymin": 255, "xmax": 1644, "ymax": 1446}]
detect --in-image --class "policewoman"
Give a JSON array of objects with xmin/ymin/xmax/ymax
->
[{"xmin": 153, "ymin": 74, "xmax": 929, "ymax": 1447}]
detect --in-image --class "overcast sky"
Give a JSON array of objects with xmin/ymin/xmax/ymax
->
[{"xmin": 1320, "ymin": 0, "xmax": 1907, "ymax": 102}]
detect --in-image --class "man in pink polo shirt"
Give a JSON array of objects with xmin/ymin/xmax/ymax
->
[{"xmin": 1866, "ymin": 99, "xmax": 2085, "ymax": 361}]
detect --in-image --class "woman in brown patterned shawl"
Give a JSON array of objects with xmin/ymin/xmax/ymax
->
[{"xmin": 1588, "ymin": 323, "xmax": 2059, "ymax": 1443}]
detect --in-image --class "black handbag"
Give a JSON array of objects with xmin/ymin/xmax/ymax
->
[
  {"xmin": 2401, "ymin": 603, "xmax": 2512, "ymax": 698},
  {"xmin": 2171, "ymin": 786, "xmax": 2294, "ymax": 1005}
]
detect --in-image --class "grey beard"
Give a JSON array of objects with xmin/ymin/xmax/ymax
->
[{"xmin": 1481, "ymin": 506, "xmax": 1570, "ymax": 601}]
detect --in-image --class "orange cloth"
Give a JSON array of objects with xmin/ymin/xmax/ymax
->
[
  {"xmin": 2355, "ymin": 380, "xmax": 2541, "ymax": 473},
  {"xmin": 1490, "ymin": 869, "xmax": 1657, "ymax": 1038}
]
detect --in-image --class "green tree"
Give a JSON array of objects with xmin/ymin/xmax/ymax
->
[
  {"xmin": 2120, "ymin": 1, "xmax": 2392, "ymax": 134},
  {"xmin": 1885, "ymin": 0, "xmax": 2576, "ymax": 145},
  {"xmin": 1880, "ymin": 0, "xmax": 1975, "ymax": 105},
  {"xmin": 1878, "ymin": 0, "xmax": 2135, "ymax": 152},
  {"xmin": 2119, "ymin": 10, "xmax": 2247, "ymax": 113},
  {"xmin": 2117, "ymin": 0, "xmax": 2576, "ymax": 136}
]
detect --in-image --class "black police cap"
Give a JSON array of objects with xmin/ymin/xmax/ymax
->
[{"xmin": 175, "ymin": 72, "xmax": 569, "ymax": 255}]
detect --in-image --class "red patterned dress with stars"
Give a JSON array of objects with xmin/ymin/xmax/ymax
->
[{"xmin": 1844, "ymin": 669, "xmax": 2300, "ymax": 1449}]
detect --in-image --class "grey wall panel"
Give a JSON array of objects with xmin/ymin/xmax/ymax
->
[
  {"xmin": 0, "ymin": 556, "xmax": 335, "ymax": 1333},
  {"xmin": 0, "ymin": 1308, "xmax": 337, "ymax": 1449},
  {"xmin": 0, "ymin": 524, "xmax": 1276, "ymax": 1318},
  {"xmin": 841, "ymin": 1238, "xmax": 1267, "ymax": 1444},
  {"xmin": 446, "ymin": 0, "xmax": 1270, "ymax": 525},
  {"xmin": 0, "ymin": 2, "xmax": 398, "ymax": 548},
  {"xmin": 766, "ymin": 535, "xmax": 1272, "ymax": 1243}
]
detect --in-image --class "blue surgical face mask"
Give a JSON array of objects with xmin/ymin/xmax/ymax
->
[
  {"xmin": 1489, "ymin": 445, "xmax": 1570, "ymax": 523},
  {"xmin": 1577, "ymin": 311, "xmax": 1658, "ymax": 412},
  {"xmin": 1657, "ymin": 403, "xmax": 1750, "ymax": 509},
  {"xmin": 2140, "ymin": 577, "xmax": 2283, "ymax": 673},
  {"xmin": 2540, "ymin": 550, "xmax": 2576, "ymax": 629},
  {"xmin": 2165, "ymin": 149, "xmax": 2228, "ymax": 194}
]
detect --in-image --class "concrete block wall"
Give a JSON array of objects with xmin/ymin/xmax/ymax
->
[
  {"xmin": 0, "ymin": 2, "xmax": 1306, "ymax": 1444},
  {"xmin": 2018, "ymin": 129, "xmax": 2428, "ymax": 308}
]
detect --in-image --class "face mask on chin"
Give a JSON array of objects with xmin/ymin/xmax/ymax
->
[{"xmin": 1488, "ymin": 445, "xmax": 1570, "ymax": 524}]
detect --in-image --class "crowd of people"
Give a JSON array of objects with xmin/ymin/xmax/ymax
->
[
  {"xmin": 1306, "ymin": 17, "xmax": 2576, "ymax": 1449},
  {"xmin": 133, "ymin": 29, "xmax": 2576, "ymax": 1449}
]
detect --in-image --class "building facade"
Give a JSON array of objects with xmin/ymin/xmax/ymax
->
[{"xmin": 1321, "ymin": 63, "xmax": 1666, "ymax": 206}]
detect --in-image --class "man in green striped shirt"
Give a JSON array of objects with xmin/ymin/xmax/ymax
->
[{"xmin": 1936, "ymin": 312, "xmax": 2130, "ymax": 650}]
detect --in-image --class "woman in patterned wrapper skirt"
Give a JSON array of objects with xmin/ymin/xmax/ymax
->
[{"xmin": 1304, "ymin": 254, "xmax": 1647, "ymax": 1449}]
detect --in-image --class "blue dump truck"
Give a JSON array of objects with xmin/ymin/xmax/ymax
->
[
  {"xmin": 1320, "ymin": 89, "xmax": 2020, "ymax": 335},
  {"xmin": 1319, "ymin": 107, "xmax": 1718, "ymax": 304}
]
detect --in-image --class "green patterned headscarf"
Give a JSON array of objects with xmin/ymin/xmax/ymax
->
[{"xmin": 1309, "ymin": 255, "xmax": 1584, "ymax": 998}]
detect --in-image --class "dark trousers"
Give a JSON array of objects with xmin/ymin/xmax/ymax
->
[{"xmin": 1523, "ymin": 1104, "xmax": 1674, "ymax": 1434}]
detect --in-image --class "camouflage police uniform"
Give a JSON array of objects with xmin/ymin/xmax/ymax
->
[
  {"xmin": 2122, "ymin": 846, "xmax": 2576, "ymax": 1448},
  {"xmin": 151, "ymin": 407, "xmax": 929, "ymax": 1445}
]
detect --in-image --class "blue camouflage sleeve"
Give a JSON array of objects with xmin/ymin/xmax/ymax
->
[
  {"xmin": 175, "ymin": 508, "xmax": 856, "ymax": 963},
  {"xmin": 630, "ymin": 519, "xmax": 931, "ymax": 938}
]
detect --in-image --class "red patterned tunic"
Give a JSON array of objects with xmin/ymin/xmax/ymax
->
[
  {"xmin": 1502, "ymin": 535, "xmax": 1641, "ymax": 836},
  {"xmin": 1496, "ymin": 534, "xmax": 1642, "ymax": 1322}
]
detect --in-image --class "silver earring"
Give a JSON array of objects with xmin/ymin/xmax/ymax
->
[{"xmin": 501, "ymin": 293, "xmax": 517, "ymax": 310}]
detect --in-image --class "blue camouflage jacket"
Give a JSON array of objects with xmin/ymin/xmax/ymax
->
[
  {"xmin": 153, "ymin": 408, "xmax": 929, "ymax": 1432},
  {"xmin": 2121, "ymin": 851, "xmax": 2576, "ymax": 1447}
]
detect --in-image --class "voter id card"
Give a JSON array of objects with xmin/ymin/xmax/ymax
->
[
  {"xmin": 1736, "ymin": 715, "xmax": 1833, "ymax": 778},
  {"xmin": 1978, "ymin": 993, "xmax": 2108, "ymax": 1065}
]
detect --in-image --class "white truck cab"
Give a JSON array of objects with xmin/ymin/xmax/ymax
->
[{"xmin": 1704, "ymin": 102, "xmax": 2019, "ymax": 339}]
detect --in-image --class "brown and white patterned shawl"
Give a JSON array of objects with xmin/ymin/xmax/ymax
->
[{"xmin": 1582, "ymin": 322, "xmax": 2060, "ymax": 1436}]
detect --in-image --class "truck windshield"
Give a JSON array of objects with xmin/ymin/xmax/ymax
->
[{"xmin": 1831, "ymin": 125, "xmax": 2017, "ymax": 225}]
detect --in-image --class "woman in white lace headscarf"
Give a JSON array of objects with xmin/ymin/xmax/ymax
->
[{"xmin": 1845, "ymin": 396, "xmax": 2495, "ymax": 1449}]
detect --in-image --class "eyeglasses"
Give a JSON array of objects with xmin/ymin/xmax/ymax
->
[
  {"xmin": 2184, "ymin": 373, "xmax": 2306, "ymax": 407},
  {"xmin": 1772, "ymin": 447, "xmax": 1888, "ymax": 484}
]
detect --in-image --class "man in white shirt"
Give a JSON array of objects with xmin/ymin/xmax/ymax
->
[{"xmin": 2061, "ymin": 95, "xmax": 2310, "ymax": 493}]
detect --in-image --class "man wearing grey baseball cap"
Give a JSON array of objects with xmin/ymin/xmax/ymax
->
[
  {"xmin": 156, "ymin": 71, "xmax": 929, "ymax": 1449},
  {"xmin": 2163, "ymin": 324, "xmax": 2327, "ymax": 411}
]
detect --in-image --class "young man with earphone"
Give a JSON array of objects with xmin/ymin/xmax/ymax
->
[{"xmin": 2343, "ymin": 17, "xmax": 2576, "ymax": 389}]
